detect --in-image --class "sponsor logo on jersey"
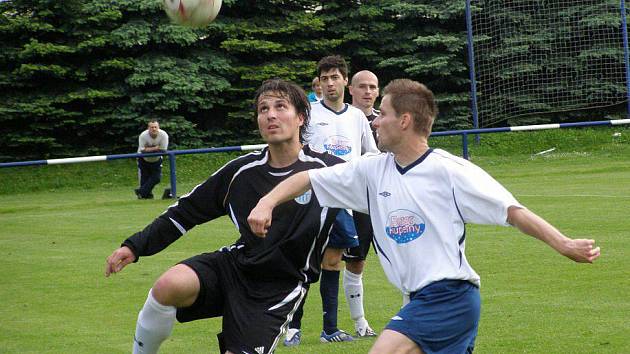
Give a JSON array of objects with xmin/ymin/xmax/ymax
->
[
  {"xmin": 254, "ymin": 346, "xmax": 265, "ymax": 354},
  {"xmin": 317, "ymin": 122, "xmax": 329, "ymax": 126},
  {"xmin": 379, "ymin": 191, "xmax": 391, "ymax": 197},
  {"xmin": 385, "ymin": 209, "xmax": 425, "ymax": 244},
  {"xmin": 294, "ymin": 189, "xmax": 312, "ymax": 205},
  {"xmin": 323, "ymin": 135, "xmax": 352, "ymax": 156}
]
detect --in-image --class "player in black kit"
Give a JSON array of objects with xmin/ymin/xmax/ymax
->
[{"xmin": 105, "ymin": 79, "xmax": 346, "ymax": 354}]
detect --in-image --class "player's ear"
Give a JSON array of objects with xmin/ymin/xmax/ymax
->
[
  {"xmin": 297, "ymin": 113, "xmax": 305, "ymax": 127},
  {"xmin": 400, "ymin": 113, "xmax": 412, "ymax": 130}
]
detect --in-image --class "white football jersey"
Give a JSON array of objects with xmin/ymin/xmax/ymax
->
[
  {"xmin": 309, "ymin": 148, "xmax": 522, "ymax": 295},
  {"xmin": 306, "ymin": 101, "xmax": 378, "ymax": 161}
]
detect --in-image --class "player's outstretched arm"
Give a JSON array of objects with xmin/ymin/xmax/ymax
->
[
  {"xmin": 248, "ymin": 171, "xmax": 312, "ymax": 237},
  {"xmin": 105, "ymin": 246, "xmax": 136, "ymax": 277},
  {"xmin": 507, "ymin": 206, "xmax": 601, "ymax": 263}
]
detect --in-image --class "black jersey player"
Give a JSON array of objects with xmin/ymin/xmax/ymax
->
[{"xmin": 105, "ymin": 79, "xmax": 347, "ymax": 354}]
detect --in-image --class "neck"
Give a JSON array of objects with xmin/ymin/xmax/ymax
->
[
  {"xmin": 354, "ymin": 104, "xmax": 372, "ymax": 117},
  {"xmin": 267, "ymin": 141, "xmax": 302, "ymax": 168},
  {"xmin": 324, "ymin": 98, "xmax": 345, "ymax": 112},
  {"xmin": 393, "ymin": 137, "xmax": 430, "ymax": 167}
]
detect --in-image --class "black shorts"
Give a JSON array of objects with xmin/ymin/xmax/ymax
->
[
  {"xmin": 343, "ymin": 211, "xmax": 374, "ymax": 261},
  {"xmin": 177, "ymin": 251, "xmax": 307, "ymax": 354}
]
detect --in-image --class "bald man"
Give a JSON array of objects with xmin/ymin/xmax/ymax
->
[
  {"xmin": 349, "ymin": 70, "xmax": 380, "ymax": 143},
  {"xmin": 339, "ymin": 69, "xmax": 381, "ymax": 338}
]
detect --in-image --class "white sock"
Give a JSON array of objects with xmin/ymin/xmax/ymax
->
[
  {"xmin": 133, "ymin": 289, "xmax": 177, "ymax": 354},
  {"xmin": 343, "ymin": 269, "xmax": 366, "ymax": 328}
]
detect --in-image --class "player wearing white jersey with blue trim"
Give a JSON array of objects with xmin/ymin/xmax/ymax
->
[
  {"xmin": 284, "ymin": 56, "xmax": 379, "ymax": 345},
  {"xmin": 248, "ymin": 79, "xmax": 601, "ymax": 354},
  {"xmin": 307, "ymin": 99, "xmax": 376, "ymax": 161}
]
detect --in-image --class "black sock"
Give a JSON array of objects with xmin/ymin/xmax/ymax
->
[
  {"xmin": 320, "ymin": 269, "xmax": 340, "ymax": 334},
  {"xmin": 289, "ymin": 290, "xmax": 307, "ymax": 329}
]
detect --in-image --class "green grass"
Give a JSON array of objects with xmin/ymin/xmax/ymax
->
[{"xmin": 1, "ymin": 127, "xmax": 629, "ymax": 353}]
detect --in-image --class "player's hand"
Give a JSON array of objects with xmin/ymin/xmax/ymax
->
[
  {"xmin": 105, "ymin": 246, "xmax": 136, "ymax": 277},
  {"xmin": 561, "ymin": 239, "xmax": 601, "ymax": 263},
  {"xmin": 248, "ymin": 198, "xmax": 274, "ymax": 238}
]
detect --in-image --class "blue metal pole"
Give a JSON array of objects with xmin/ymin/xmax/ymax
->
[
  {"xmin": 620, "ymin": 0, "xmax": 630, "ymax": 118},
  {"xmin": 465, "ymin": 0, "xmax": 481, "ymax": 142},
  {"xmin": 168, "ymin": 152, "xmax": 177, "ymax": 198}
]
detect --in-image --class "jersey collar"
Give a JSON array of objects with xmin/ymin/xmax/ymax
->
[
  {"xmin": 320, "ymin": 101, "xmax": 349, "ymax": 115},
  {"xmin": 395, "ymin": 148, "xmax": 433, "ymax": 175}
]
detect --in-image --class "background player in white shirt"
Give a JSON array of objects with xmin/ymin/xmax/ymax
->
[
  {"xmin": 248, "ymin": 78, "xmax": 601, "ymax": 354},
  {"xmin": 284, "ymin": 55, "xmax": 379, "ymax": 345}
]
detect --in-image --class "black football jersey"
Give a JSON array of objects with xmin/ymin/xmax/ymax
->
[{"xmin": 123, "ymin": 145, "xmax": 343, "ymax": 284}]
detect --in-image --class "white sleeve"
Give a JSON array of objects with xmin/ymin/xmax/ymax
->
[
  {"xmin": 138, "ymin": 132, "xmax": 146, "ymax": 153},
  {"xmin": 308, "ymin": 158, "xmax": 369, "ymax": 213},
  {"xmin": 451, "ymin": 160, "xmax": 522, "ymax": 226},
  {"xmin": 360, "ymin": 117, "xmax": 379, "ymax": 154},
  {"xmin": 159, "ymin": 131, "xmax": 169, "ymax": 150}
]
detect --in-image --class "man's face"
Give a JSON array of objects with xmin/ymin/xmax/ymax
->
[
  {"xmin": 372, "ymin": 95, "xmax": 400, "ymax": 152},
  {"xmin": 148, "ymin": 122, "xmax": 160, "ymax": 138},
  {"xmin": 349, "ymin": 73, "xmax": 379, "ymax": 111},
  {"xmin": 319, "ymin": 68, "xmax": 347, "ymax": 103},
  {"xmin": 257, "ymin": 92, "xmax": 303, "ymax": 145}
]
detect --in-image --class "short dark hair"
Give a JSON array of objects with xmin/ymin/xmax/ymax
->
[
  {"xmin": 382, "ymin": 79, "xmax": 438, "ymax": 137},
  {"xmin": 317, "ymin": 55, "xmax": 348, "ymax": 79},
  {"xmin": 254, "ymin": 79, "xmax": 311, "ymax": 144}
]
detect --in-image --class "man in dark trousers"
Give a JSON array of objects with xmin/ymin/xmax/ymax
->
[{"xmin": 136, "ymin": 120, "xmax": 168, "ymax": 199}]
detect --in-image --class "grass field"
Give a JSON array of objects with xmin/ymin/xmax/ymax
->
[{"xmin": 1, "ymin": 128, "xmax": 629, "ymax": 353}]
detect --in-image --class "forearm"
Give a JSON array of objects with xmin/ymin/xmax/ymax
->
[
  {"xmin": 141, "ymin": 146, "xmax": 161, "ymax": 153},
  {"xmin": 260, "ymin": 171, "xmax": 312, "ymax": 208},
  {"xmin": 508, "ymin": 206, "xmax": 569, "ymax": 253},
  {"xmin": 123, "ymin": 215, "xmax": 185, "ymax": 260}
]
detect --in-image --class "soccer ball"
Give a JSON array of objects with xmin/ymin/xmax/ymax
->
[{"xmin": 163, "ymin": 0, "xmax": 222, "ymax": 28}]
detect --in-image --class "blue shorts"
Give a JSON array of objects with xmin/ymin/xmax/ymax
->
[
  {"xmin": 327, "ymin": 209, "xmax": 360, "ymax": 249},
  {"xmin": 386, "ymin": 280, "xmax": 480, "ymax": 354}
]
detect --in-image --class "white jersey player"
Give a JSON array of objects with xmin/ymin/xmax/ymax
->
[
  {"xmin": 305, "ymin": 56, "xmax": 377, "ymax": 342},
  {"xmin": 248, "ymin": 79, "xmax": 600, "ymax": 354},
  {"xmin": 284, "ymin": 55, "xmax": 378, "ymax": 345},
  {"xmin": 307, "ymin": 100, "xmax": 377, "ymax": 161}
]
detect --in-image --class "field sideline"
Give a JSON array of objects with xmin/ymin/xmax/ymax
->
[{"xmin": 1, "ymin": 129, "xmax": 629, "ymax": 353}]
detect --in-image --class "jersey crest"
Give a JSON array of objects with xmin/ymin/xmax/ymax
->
[
  {"xmin": 294, "ymin": 189, "xmax": 312, "ymax": 205},
  {"xmin": 385, "ymin": 209, "xmax": 426, "ymax": 244},
  {"xmin": 323, "ymin": 135, "xmax": 352, "ymax": 156}
]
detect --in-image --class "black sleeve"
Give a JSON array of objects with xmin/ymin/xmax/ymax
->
[
  {"xmin": 303, "ymin": 144, "xmax": 346, "ymax": 167},
  {"xmin": 122, "ymin": 160, "xmax": 238, "ymax": 261}
]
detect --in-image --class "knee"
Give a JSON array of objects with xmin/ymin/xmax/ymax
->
[
  {"xmin": 152, "ymin": 275, "xmax": 179, "ymax": 306},
  {"xmin": 152, "ymin": 265, "xmax": 199, "ymax": 307},
  {"xmin": 322, "ymin": 260, "xmax": 342, "ymax": 270},
  {"xmin": 346, "ymin": 260, "xmax": 365, "ymax": 274},
  {"xmin": 322, "ymin": 249, "xmax": 343, "ymax": 270}
]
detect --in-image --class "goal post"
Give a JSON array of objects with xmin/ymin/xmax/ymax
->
[{"xmin": 465, "ymin": 0, "xmax": 630, "ymax": 128}]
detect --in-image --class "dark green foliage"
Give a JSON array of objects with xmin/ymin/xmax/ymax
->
[
  {"xmin": 0, "ymin": 0, "xmax": 232, "ymax": 160},
  {"xmin": 1, "ymin": 0, "xmax": 626, "ymax": 161}
]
